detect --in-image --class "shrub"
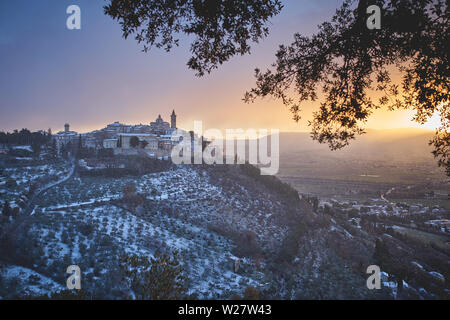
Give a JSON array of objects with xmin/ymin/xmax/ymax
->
[{"xmin": 119, "ymin": 252, "xmax": 186, "ymax": 300}]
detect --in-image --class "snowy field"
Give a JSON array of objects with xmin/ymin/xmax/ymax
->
[{"xmin": 2, "ymin": 166, "xmax": 288, "ymax": 299}]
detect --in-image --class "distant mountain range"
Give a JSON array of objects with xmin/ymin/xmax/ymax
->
[
  {"xmin": 278, "ymin": 128, "xmax": 437, "ymax": 163},
  {"xmin": 275, "ymin": 128, "xmax": 449, "ymax": 184}
]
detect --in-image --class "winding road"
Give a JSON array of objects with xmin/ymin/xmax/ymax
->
[
  {"xmin": 380, "ymin": 186, "xmax": 400, "ymax": 214},
  {"xmin": 24, "ymin": 160, "xmax": 76, "ymax": 215}
]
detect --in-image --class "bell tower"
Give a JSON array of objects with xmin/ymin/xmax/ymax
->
[{"xmin": 171, "ymin": 110, "xmax": 177, "ymax": 129}]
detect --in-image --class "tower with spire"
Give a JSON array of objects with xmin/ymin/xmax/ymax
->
[{"xmin": 171, "ymin": 110, "xmax": 177, "ymax": 129}]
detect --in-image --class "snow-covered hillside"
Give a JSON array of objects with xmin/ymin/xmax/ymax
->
[{"xmin": 1, "ymin": 165, "xmax": 291, "ymax": 299}]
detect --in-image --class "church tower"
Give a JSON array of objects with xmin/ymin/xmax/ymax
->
[{"xmin": 171, "ymin": 110, "xmax": 177, "ymax": 129}]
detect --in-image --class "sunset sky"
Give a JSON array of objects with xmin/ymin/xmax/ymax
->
[{"xmin": 0, "ymin": 0, "xmax": 440, "ymax": 134}]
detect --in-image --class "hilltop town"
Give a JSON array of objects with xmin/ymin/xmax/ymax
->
[{"xmin": 53, "ymin": 111, "xmax": 180, "ymax": 159}]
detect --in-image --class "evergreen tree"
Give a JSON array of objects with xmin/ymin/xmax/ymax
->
[
  {"xmin": 2, "ymin": 201, "xmax": 11, "ymax": 217},
  {"xmin": 77, "ymin": 134, "xmax": 83, "ymax": 159},
  {"xmin": 140, "ymin": 140, "xmax": 149, "ymax": 149},
  {"xmin": 374, "ymin": 238, "xmax": 389, "ymax": 266},
  {"xmin": 31, "ymin": 141, "xmax": 41, "ymax": 155},
  {"xmin": 51, "ymin": 139, "xmax": 58, "ymax": 159},
  {"xmin": 120, "ymin": 252, "xmax": 186, "ymax": 300},
  {"xmin": 61, "ymin": 144, "xmax": 68, "ymax": 160},
  {"xmin": 130, "ymin": 136, "xmax": 139, "ymax": 148}
]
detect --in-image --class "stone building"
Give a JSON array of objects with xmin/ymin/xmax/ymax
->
[
  {"xmin": 82, "ymin": 110, "xmax": 182, "ymax": 157},
  {"xmin": 150, "ymin": 115, "xmax": 170, "ymax": 134},
  {"xmin": 103, "ymin": 138, "xmax": 118, "ymax": 149},
  {"xmin": 171, "ymin": 110, "xmax": 177, "ymax": 129},
  {"xmin": 54, "ymin": 123, "xmax": 78, "ymax": 149},
  {"xmin": 117, "ymin": 133, "xmax": 159, "ymax": 151}
]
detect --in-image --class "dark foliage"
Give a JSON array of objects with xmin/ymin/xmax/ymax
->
[
  {"xmin": 1, "ymin": 201, "xmax": 11, "ymax": 218},
  {"xmin": 239, "ymin": 163, "xmax": 299, "ymax": 203},
  {"xmin": 78, "ymin": 156, "xmax": 172, "ymax": 177},
  {"xmin": 129, "ymin": 136, "xmax": 140, "ymax": 148},
  {"xmin": 0, "ymin": 129, "xmax": 50, "ymax": 146},
  {"xmin": 245, "ymin": 0, "xmax": 449, "ymax": 174},
  {"xmin": 119, "ymin": 252, "xmax": 186, "ymax": 299},
  {"xmin": 97, "ymin": 148, "xmax": 115, "ymax": 159},
  {"xmin": 0, "ymin": 129, "xmax": 51, "ymax": 158},
  {"xmin": 104, "ymin": 0, "xmax": 282, "ymax": 75},
  {"xmin": 104, "ymin": 1, "xmax": 448, "ymax": 175}
]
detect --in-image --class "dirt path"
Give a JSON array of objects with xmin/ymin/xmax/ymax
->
[{"xmin": 25, "ymin": 160, "xmax": 76, "ymax": 215}]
